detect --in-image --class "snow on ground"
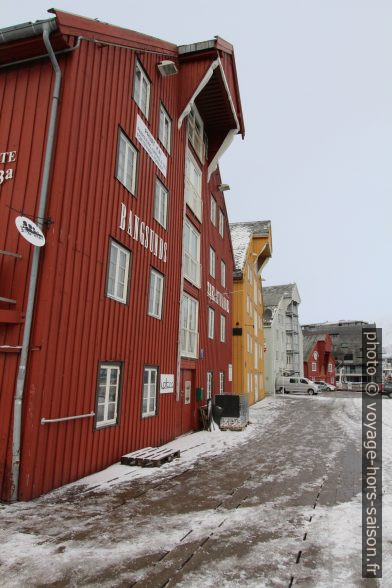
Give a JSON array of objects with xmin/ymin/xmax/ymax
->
[
  {"xmin": 0, "ymin": 394, "xmax": 391, "ymax": 587},
  {"xmin": 73, "ymin": 396, "xmax": 280, "ymax": 491}
]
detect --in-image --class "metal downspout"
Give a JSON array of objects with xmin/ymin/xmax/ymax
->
[{"xmin": 11, "ymin": 23, "xmax": 62, "ymax": 501}]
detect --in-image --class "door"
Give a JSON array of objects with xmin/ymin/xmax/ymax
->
[{"xmin": 180, "ymin": 369, "xmax": 195, "ymax": 434}]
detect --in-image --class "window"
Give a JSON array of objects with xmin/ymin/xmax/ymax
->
[
  {"xmin": 247, "ymin": 264, "xmax": 252, "ymax": 284},
  {"xmin": 148, "ymin": 268, "xmax": 164, "ymax": 319},
  {"xmin": 218, "ymin": 210, "xmax": 224, "ymax": 237},
  {"xmin": 247, "ymin": 295, "xmax": 250, "ymax": 315},
  {"xmin": 210, "ymin": 195, "xmax": 216, "ymax": 225},
  {"xmin": 159, "ymin": 104, "xmax": 171, "ymax": 153},
  {"xmin": 142, "ymin": 366, "xmax": 158, "ymax": 417},
  {"xmin": 185, "ymin": 150, "xmax": 202, "ymax": 221},
  {"xmin": 209, "ymin": 247, "xmax": 216, "ymax": 278},
  {"xmin": 254, "ymin": 312, "xmax": 258, "ymax": 336},
  {"xmin": 154, "ymin": 178, "xmax": 168, "ymax": 229},
  {"xmin": 116, "ymin": 130, "xmax": 138, "ymax": 194},
  {"xmin": 219, "ymin": 371, "xmax": 224, "ymax": 394},
  {"xmin": 184, "ymin": 380, "xmax": 191, "ymax": 404},
  {"xmin": 207, "ymin": 372, "xmax": 213, "ymax": 399},
  {"xmin": 254, "ymin": 342, "xmax": 258, "ymax": 368},
  {"xmin": 220, "ymin": 260, "xmax": 226, "ymax": 288},
  {"xmin": 247, "ymin": 333, "xmax": 253, "ymax": 354},
  {"xmin": 183, "ymin": 219, "xmax": 201, "ymax": 287},
  {"xmin": 247, "ymin": 372, "xmax": 252, "ymax": 393},
  {"xmin": 220, "ymin": 315, "xmax": 226, "ymax": 343},
  {"xmin": 312, "ymin": 362, "xmax": 317, "ymax": 371},
  {"xmin": 208, "ymin": 307, "xmax": 215, "ymax": 339},
  {"xmin": 106, "ymin": 240, "xmax": 131, "ymax": 304},
  {"xmin": 133, "ymin": 60, "xmax": 150, "ymax": 118},
  {"xmin": 328, "ymin": 363, "xmax": 332, "ymax": 372},
  {"xmin": 187, "ymin": 104, "xmax": 205, "ymax": 162},
  {"xmin": 96, "ymin": 363, "xmax": 121, "ymax": 428},
  {"xmin": 181, "ymin": 293, "xmax": 199, "ymax": 358}
]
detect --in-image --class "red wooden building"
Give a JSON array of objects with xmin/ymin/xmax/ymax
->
[
  {"xmin": 303, "ymin": 333, "xmax": 336, "ymax": 385},
  {"xmin": 0, "ymin": 10, "xmax": 244, "ymax": 500}
]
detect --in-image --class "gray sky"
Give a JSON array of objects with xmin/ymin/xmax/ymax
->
[{"xmin": 3, "ymin": 1, "xmax": 392, "ymax": 343}]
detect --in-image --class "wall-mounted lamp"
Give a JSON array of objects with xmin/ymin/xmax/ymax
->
[
  {"xmin": 157, "ymin": 60, "xmax": 178, "ymax": 76},
  {"xmin": 218, "ymin": 184, "xmax": 230, "ymax": 192}
]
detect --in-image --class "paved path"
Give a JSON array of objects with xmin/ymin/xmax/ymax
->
[{"xmin": 0, "ymin": 394, "xmax": 386, "ymax": 587}]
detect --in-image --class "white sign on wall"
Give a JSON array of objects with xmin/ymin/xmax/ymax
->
[
  {"xmin": 160, "ymin": 374, "xmax": 175, "ymax": 394},
  {"xmin": 228, "ymin": 364, "xmax": 232, "ymax": 382},
  {"xmin": 15, "ymin": 216, "xmax": 45, "ymax": 247},
  {"xmin": 136, "ymin": 115, "xmax": 167, "ymax": 177}
]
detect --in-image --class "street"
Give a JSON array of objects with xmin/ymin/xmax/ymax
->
[{"xmin": 0, "ymin": 393, "xmax": 391, "ymax": 587}]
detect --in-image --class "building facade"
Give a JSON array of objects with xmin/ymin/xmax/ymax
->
[
  {"xmin": 303, "ymin": 334, "xmax": 336, "ymax": 385},
  {"xmin": 230, "ymin": 221, "xmax": 272, "ymax": 405},
  {"xmin": 0, "ymin": 10, "xmax": 244, "ymax": 500},
  {"xmin": 263, "ymin": 283, "xmax": 303, "ymax": 395},
  {"xmin": 302, "ymin": 320, "xmax": 376, "ymax": 389}
]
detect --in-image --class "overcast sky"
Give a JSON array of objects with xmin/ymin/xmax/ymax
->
[{"xmin": 3, "ymin": 1, "xmax": 392, "ymax": 343}]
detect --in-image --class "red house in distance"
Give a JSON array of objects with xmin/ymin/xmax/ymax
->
[
  {"xmin": 303, "ymin": 333, "xmax": 336, "ymax": 385},
  {"xmin": 0, "ymin": 10, "xmax": 244, "ymax": 500}
]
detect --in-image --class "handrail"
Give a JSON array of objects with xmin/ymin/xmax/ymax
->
[{"xmin": 41, "ymin": 412, "xmax": 95, "ymax": 424}]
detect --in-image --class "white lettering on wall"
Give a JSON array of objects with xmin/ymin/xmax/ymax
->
[
  {"xmin": 119, "ymin": 202, "xmax": 167, "ymax": 263},
  {"xmin": 207, "ymin": 281, "xmax": 229, "ymax": 313},
  {"xmin": 0, "ymin": 150, "xmax": 17, "ymax": 185}
]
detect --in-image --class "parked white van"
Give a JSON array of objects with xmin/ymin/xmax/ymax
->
[{"xmin": 275, "ymin": 376, "xmax": 318, "ymax": 395}]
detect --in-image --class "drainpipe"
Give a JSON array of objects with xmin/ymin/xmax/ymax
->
[{"xmin": 11, "ymin": 23, "xmax": 62, "ymax": 501}]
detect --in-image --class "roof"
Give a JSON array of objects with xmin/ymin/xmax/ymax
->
[
  {"xmin": 229, "ymin": 221, "xmax": 271, "ymax": 272},
  {"xmin": 0, "ymin": 9, "xmax": 245, "ymax": 164},
  {"xmin": 303, "ymin": 334, "xmax": 326, "ymax": 361},
  {"xmin": 263, "ymin": 283, "xmax": 298, "ymax": 308}
]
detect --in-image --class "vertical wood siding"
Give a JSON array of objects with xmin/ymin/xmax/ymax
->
[{"xmin": 0, "ymin": 19, "xmax": 243, "ymax": 500}]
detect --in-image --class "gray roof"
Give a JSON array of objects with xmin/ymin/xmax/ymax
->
[
  {"xmin": 303, "ymin": 334, "xmax": 326, "ymax": 361},
  {"xmin": 263, "ymin": 283, "xmax": 297, "ymax": 308},
  {"xmin": 229, "ymin": 221, "xmax": 271, "ymax": 272}
]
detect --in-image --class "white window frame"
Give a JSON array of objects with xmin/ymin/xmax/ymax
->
[
  {"xmin": 247, "ymin": 263, "xmax": 252, "ymax": 284},
  {"xmin": 208, "ymin": 307, "xmax": 215, "ymax": 339},
  {"xmin": 254, "ymin": 341, "xmax": 258, "ymax": 369},
  {"xmin": 210, "ymin": 195, "xmax": 217, "ymax": 226},
  {"xmin": 312, "ymin": 362, "xmax": 317, "ymax": 372},
  {"xmin": 218, "ymin": 209, "xmax": 224, "ymax": 237},
  {"xmin": 96, "ymin": 363, "xmax": 121, "ymax": 428},
  {"xmin": 116, "ymin": 129, "xmax": 138, "ymax": 194},
  {"xmin": 219, "ymin": 371, "xmax": 224, "ymax": 395},
  {"xmin": 207, "ymin": 371, "xmax": 213, "ymax": 400},
  {"xmin": 159, "ymin": 103, "xmax": 171, "ymax": 153},
  {"xmin": 187, "ymin": 104, "xmax": 205, "ymax": 162},
  {"xmin": 184, "ymin": 380, "xmax": 191, "ymax": 404},
  {"xmin": 220, "ymin": 260, "xmax": 226, "ymax": 288},
  {"xmin": 181, "ymin": 293, "xmax": 199, "ymax": 358},
  {"xmin": 148, "ymin": 268, "xmax": 164, "ymax": 319},
  {"xmin": 220, "ymin": 314, "xmax": 226, "ymax": 343},
  {"xmin": 154, "ymin": 178, "xmax": 168, "ymax": 229},
  {"xmin": 209, "ymin": 246, "xmax": 216, "ymax": 278},
  {"xmin": 106, "ymin": 239, "xmax": 131, "ymax": 304},
  {"xmin": 183, "ymin": 219, "xmax": 201, "ymax": 287},
  {"xmin": 247, "ymin": 371, "xmax": 252, "ymax": 393},
  {"xmin": 328, "ymin": 363, "xmax": 332, "ymax": 373},
  {"xmin": 185, "ymin": 149, "xmax": 203, "ymax": 222},
  {"xmin": 247, "ymin": 333, "xmax": 253, "ymax": 354},
  {"xmin": 142, "ymin": 365, "xmax": 158, "ymax": 417},
  {"xmin": 133, "ymin": 59, "xmax": 151, "ymax": 118}
]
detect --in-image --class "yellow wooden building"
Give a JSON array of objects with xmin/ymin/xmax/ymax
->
[{"xmin": 229, "ymin": 222, "xmax": 272, "ymax": 405}]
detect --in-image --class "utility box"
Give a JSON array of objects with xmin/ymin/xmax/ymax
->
[{"xmin": 214, "ymin": 394, "xmax": 249, "ymax": 431}]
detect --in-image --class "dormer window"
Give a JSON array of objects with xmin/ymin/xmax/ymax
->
[{"xmin": 187, "ymin": 104, "xmax": 205, "ymax": 162}]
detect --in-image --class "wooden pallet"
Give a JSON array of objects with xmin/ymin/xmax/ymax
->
[{"xmin": 121, "ymin": 446, "xmax": 180, "ymax": 467}]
